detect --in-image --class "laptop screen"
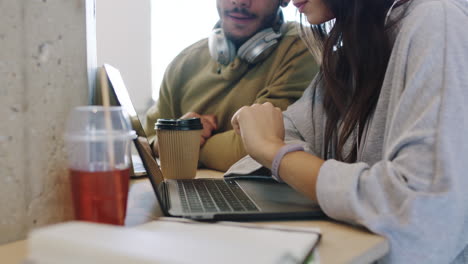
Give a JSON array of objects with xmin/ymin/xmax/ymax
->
[{"xmin": 103, "ymin": 64, "xmax": 168, "ymax": 211}]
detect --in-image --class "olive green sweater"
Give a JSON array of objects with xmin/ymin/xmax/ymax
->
[{"xmin": 145, "ymin": 22, "xmax": 318, "ymax": 171}]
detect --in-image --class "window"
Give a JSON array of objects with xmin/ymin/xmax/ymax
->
[{"xmin": 151, "ymin": 2, "xmax": 300, "ymax": 101}]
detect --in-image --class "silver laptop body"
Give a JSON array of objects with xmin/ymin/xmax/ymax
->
[{"xmin": 103, "ymin": 64, "xmax": 323, "ymax": 221}]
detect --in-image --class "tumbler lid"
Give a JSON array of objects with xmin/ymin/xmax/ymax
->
[
  {"xmin": 155, "ymin": 118, "xmax": 203, "ymax": 131},
  {"xmin": 64, "ymin": 106, "xmax": 137, "ymax": 142}
]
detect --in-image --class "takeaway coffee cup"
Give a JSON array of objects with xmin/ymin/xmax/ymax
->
[
  {"xmin": 155, "ymin": 118, "xmax": 203, "ymax": 179},
  {"xmin": 64, "ymin": 106, "xmax": 136, "ymax": 225}
]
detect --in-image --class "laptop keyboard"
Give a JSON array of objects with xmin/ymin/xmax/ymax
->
[{"xmin": 177, "ymin": 179, "xmax": 259, "ymax": 213}]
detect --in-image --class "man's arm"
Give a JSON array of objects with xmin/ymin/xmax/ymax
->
[
  {"xmin": 144, "ymin": 103, "xmax": 161, "ymax": 153},
  {"xmin": 199, "ymin": 130, "xmax": 247, "ymax": 171},
  {"xmin": 144, "ymin": 61, "xmax": 181, "ymax": 155},
  {"xmin": 200, "ymin": 38, "xmax": 319, "ymax": 171},
  {"xmin": 199, "ymin": 97, "xmax": 309, "ymax": 172}
]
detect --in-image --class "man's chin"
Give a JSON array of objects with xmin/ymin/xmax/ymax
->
[{"xmin": 224, "ymin": 30, "xmax": 255, "ymax": 46}]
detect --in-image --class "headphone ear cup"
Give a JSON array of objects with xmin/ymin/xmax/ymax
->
[
  {"xmin": 237, "ymin": 28, "xmax": 282, "ymax": 64},
  {"xmin": 208, "ymin": 28, "xmax": 236, "ymax": 65}
]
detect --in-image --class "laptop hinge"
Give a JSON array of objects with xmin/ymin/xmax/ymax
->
[{"xmin": 158, "ymin": 181, "xmax": 170, "ymax": 213}]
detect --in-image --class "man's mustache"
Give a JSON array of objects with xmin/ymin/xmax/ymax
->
[{"xmin": 225, "ymin": 7, "xmax": 257, "ymax": 19}]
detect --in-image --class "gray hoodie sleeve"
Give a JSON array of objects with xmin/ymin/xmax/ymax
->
[
  {"xmin": 224, "ymin": 81, "xmax": 320, "ymax": 177},
  {"xmin": 316, "ymin": 1, "xmax": 468, "ymax": 263}
]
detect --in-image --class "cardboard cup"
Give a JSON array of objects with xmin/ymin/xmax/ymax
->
[{"xmin": 156, "ymin": 118, "xmax": 202, "ymax": 179}]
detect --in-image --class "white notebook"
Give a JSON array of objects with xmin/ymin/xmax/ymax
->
[{"xmin": 27, "ymin": 218, "xmax": 321, "ymax": 264}]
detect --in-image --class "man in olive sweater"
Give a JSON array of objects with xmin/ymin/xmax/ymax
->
[{"xmin": 145, "ymin": 0, "xmax": 318, "ymax": 171}]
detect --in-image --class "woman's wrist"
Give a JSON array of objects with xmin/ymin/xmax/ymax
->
[
  {"xmin": 251, "ymin": 140, "xmax": 285, "ymax": 170},
  {"xmin": 271, "ymin": 144, "xmax": 305, "ymax": 182}
]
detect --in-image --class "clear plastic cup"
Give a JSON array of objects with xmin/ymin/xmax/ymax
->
[{"xmin": 64, "ymin": 106, "xmax": 136, "ymax": 225}]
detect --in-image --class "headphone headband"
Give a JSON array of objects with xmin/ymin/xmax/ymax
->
[
  {"xmin": 208, "ymin": 9, "xmax": 285, "ymax": 65},
  {"xmin": 237, "ymin": 27, "xmax": 283, "ymax": 64}
]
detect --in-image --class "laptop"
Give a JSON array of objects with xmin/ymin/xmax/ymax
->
[
  {"xmin": 130, "ymin": 153, "xmax": 147, "ymax": 178},
  {"xmin": 103, "ymin": 64, "xmax": 324, "ymax": 221}
]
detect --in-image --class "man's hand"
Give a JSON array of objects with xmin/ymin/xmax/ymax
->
[{"xmin": 180, "ymin": 112, "xmax": 218, "ymax": 146}]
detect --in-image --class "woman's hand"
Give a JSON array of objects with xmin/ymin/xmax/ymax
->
[
  {"xmin": 233, "ymin": 102, "xmax": 323, "ymax": 201},
  {"xmin": 231, "ymin": 102, "xmax": 286, "ymax": 168}
]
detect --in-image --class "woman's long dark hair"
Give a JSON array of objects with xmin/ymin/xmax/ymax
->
[{"xmin": 301, "ymin": 0, "xmax": 396, "ymax": 162}]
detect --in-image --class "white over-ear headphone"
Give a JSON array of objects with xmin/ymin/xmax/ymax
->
[{"xmin": 209, "ymin": 10, "xmax": 285, "ymax": 65}]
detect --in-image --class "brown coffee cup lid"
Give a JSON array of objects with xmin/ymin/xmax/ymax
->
[{"xmin": 155, "ymin": 118, "xmax": 203, "ymax": 130}]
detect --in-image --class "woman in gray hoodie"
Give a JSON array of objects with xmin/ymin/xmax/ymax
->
[{"xmin": 229, "ymin": 0, "xmax": 468, "ymax": 263}]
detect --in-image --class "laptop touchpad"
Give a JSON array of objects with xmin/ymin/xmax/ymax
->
[{"xmin": 235, "ymin": 179, "xmax": 319, "ymax": 212}]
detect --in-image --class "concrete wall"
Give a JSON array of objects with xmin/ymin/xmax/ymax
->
[
  {"xmin": 0, "ymin": 0, "xmax": 96, "ymax": 244},
  {"xmin": 96, "ymin": 0, "xmax": 152, "ymax": 115}
]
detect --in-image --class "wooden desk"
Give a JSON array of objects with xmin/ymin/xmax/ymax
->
[
  {"xmin": 0, "ymin": 241, "xmax": 26, "ymax": 264},
  {"xmin": 0, "ymin": 169, "xmax": 389, "ymax": 264}
]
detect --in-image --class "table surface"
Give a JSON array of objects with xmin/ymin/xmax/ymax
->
[{"xmin": 0, "ymin": 169, "xmax": 389, "ymax": 264}]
